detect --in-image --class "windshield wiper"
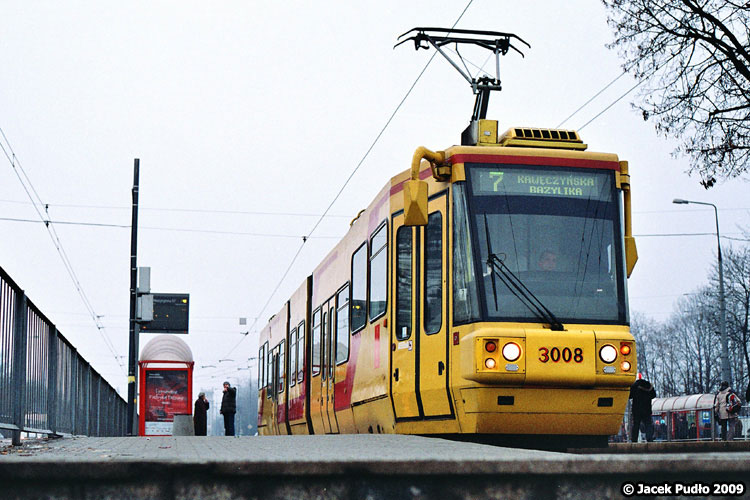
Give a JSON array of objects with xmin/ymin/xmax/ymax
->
[
  {"xmin": 486, "ymin": 253, "xmax": 565, "ymax": 331},
  {"xmin": 483, "ymin": 215, "xmax": 500, "ymax": 311}
]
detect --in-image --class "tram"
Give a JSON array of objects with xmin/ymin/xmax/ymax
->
[{"xmin": 257, "ymin": 28, "xmax": 638, "ymax": 447}]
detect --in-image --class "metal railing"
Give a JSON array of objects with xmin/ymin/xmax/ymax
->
[{"xmin": 0, "ymin": 265, "xmax": 126, "ymax": 444}]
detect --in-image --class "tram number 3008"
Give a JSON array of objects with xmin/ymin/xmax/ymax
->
[{"xmin": 538, "ymin": 347, "xmax": 583, "ymax": 363}]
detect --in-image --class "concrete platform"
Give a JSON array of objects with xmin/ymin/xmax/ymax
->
[{"xmin": 2, "ymin": 435, "xmax": 749, "ymax": 499}]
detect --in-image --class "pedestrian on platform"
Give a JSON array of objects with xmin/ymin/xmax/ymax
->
[
  {"xmin": 714, "ymin": 381, "xmax": 739, "ymax": 441},
  {"xmin": 220, "ymin": 381, "xmax": 237, "ymax": 436},
  {"xmin": 629, "ymin": 375, "xmax": 656, "ymax": 442},
  {"xmin": 193, "ymin": 392, "xmax": 209, "ymax": 436}
]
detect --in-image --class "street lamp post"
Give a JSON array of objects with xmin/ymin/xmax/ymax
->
[{"xmin": 673, "ymin": 198, "xmax": 730, "ymax": 386}]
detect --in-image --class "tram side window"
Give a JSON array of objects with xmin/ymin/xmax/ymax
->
[
  {"xmin": 350, "ymin": 243, "xmax": 367, "ymax": 333},
  {"xmin": 369, "ymin": 223, "xmax": 387, "ymax": 321},
  {"xmin": 290, "ymin": 327, "xmax": 297, "ymax": 387},
  {"xmin": 424, "ymin": 211, "xmax": 443, "ymax": 334},
  {"xmin": 278, "ymin": 340, "xmax": 285, "ymax": 393},
  {"xmin": 267, "ymin": 348, "xmax": 273, "ymax": 399},
  {"xmin": 312, "ymin": 309, "xmax": 321, "ymax": 376},
  {"xmin": 396, "ymin": 226, "xmax": 412, "ymax": 341},
  {"xmin": 297, "ymin": 321, "xmax": 305, "ymax": 383},
  {"xmin": 336, "ymin": 285, "xmax": 350, "ymax": 364},
  {"xmin": 322, "ymin": 310, "xmax": 328, "ymax": 381},
  {"xmin": 258, "ymin": 343, "xmax": 267, "ymax": 390}
]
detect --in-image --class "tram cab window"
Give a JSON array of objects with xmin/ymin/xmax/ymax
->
[
  {"xmin": 350, "ymin": 243, "xmax": 367, "ymax": 333},
  {"xmin": 465, "ymin": 165, "xmax": 625, "ymax": 323},
  {"xmin": 369, "ymin": 223, "xmax": 387, "ymax": 321},
  {"xmin": 312, "ymin": 309, "xmax": 321, "ymax": 376},
  {"xmin": 396, "ymin": 226, "xmax": 412, "ymax": 340},
  {"xmin": 452, "ymin": 183, "xmax": 480, "ymax": 325},
  {"xmin": 336, "ymin": 285, "xmax": 350, "ymax": 364}
]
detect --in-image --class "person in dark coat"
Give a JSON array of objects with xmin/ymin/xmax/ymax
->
[
  {"xmin": 193, "ymin": 392, "xmax": 209, "ymax": 436},
  {"xmin": 629, "ymin": 376, "xmax": 656, "ymax": 442},
  {"xmin": 220, "ymin": 381, "xmax": 237, "ymax": 436}
]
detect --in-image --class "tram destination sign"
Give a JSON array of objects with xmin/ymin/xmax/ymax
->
[
  {"xmin": 139, "ymin": 293, "xmax": 189, "ymax": 334},
  {"xmin": 471, "ymin": 167, "xmax": 612, "ymax": 201}
]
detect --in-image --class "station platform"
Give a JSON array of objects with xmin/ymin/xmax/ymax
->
[{"xmin": 2, "ymin": 435, "xmax": 749, "ymax": 499}]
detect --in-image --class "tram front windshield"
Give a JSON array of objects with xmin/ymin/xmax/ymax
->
[{"xmin": 453, "ymin": 164, "xmax": 627, "ymax": 325}]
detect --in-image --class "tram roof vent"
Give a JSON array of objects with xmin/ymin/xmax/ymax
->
[{"xmin": 499, "ymin": 127, "xmax": 587, "ymax": 150}]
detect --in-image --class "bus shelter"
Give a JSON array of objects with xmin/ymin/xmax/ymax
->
[
  {"xmin": 138, "ymin": 335, "xmax": 194, "ymax": 436},
  {"xmin": 650, "ymin": 394, "xmax": 716, "ymax": 441}
]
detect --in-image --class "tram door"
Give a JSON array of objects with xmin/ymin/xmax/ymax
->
[
  {"xmin": 309, "ymin": 309, "xmax": 325, "ymax": 434},
  {"xmin": 391, "ymin": 213, "xmax": 420, "ymax": 419},
  {"xmin": 322, "ymin": 298, "xmax": 339, "ymax": 433},
  {"xmin": 418, "ymin": 195, "xmax": 452, "ymax": 417},
  {"xmin": 270, "ymin": 347, "xmax": 281, "ymax": 435}
]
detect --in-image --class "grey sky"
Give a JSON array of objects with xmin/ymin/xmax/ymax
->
[{"xmin": 1, "ymin": 1, "xmax": 747, "ymax": 397}]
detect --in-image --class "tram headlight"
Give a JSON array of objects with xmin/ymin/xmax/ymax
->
[
  {"xmin": 599, "ymin": 344, "xmax": 617, "ymax": 364},
  {"xmin": 485, "ymin": 358, "xmax": 497, "ymax": 369},
  {"xmin": 621, "ymin": 361, "xmax": 631, "ymax": 372},
  {"xmin": 501, "ymin": 342, "xmax": 521, "ymax": 362}
]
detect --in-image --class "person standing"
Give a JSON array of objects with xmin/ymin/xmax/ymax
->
[
  {"xmin": 220, "ymin": 381, "xmax": 237, "ymax": 436},
  {"xmin": 714, "ymin": 381, "xmax": 739, "ymax": 441},
  {"xmin": 193, "ymin": 392, "xmax": 209, "ymax": 436},
  {"xmin": 629, "ymin": 376, "xmax": 656, "ymax": 442}
]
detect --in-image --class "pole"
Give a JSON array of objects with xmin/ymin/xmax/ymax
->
[
  {"xmin": 672, "ymin": 199, "xmax": 730, "ymax": 386},
  {"xmin": 127, "ymin": 159, "xmax": 140, "ymax": 435},
  {"xmin": 712, "ymin": 204, "xmax": 731, "ymax": 386}
]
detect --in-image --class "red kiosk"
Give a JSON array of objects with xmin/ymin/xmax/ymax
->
[{"xmin": 138, "ymin": 335, "xmax": 194, "ymax": 436}]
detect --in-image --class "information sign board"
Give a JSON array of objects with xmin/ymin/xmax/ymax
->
[{"xmin": 139, "ymin": 293, "xmax": 189, "ymax": 334}]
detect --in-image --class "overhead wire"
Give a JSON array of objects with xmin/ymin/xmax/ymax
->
[
  {"xmin": 560, "ymin": 5, "xmax": 741, "ymax": 132},
  {"xmin": 0, "ymin": 216, "xmax": 344, "ymax": 239},
  {"xmin": 0, "ymin": 198, "xmax": 352, "ymax": 218},
  {"xmin": 218, "ymin": 0, "xmax": 477, "ymax": 361},
  {"xmin": 0, "ymin": 127, "xmax": 125, "ymax": 372}
]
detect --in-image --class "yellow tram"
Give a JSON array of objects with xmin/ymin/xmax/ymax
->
[{"xmin": 257, "ymin": 28, "xmax": 638, "ymax": 447}]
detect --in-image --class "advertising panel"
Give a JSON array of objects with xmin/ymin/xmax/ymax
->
[{"xmin": 143, "ymin": 369, "xmax": 189, "ymax": 435}]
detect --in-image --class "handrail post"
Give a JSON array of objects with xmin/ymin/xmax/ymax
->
[
  {"xmin": 47, "ymin": 327, "xmax": 58, "ymax": 435},
  {"xmin": 11, "ymin": 291, "xmax": 28, "ymax": 446}
]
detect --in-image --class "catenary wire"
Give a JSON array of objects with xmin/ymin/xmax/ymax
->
[
  {"xmin": 218, "ymin": 0, "xmax": 476, "ymax": 361},
  {"xmin": 0, "ymin": 127, "xmax": 125, "ymax": 372}
]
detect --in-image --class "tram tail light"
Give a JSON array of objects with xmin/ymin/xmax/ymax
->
[
  {"xmin": 620, "ymin": 343, "xmax": 632, "ymax": 356},
  {"xmin": 485, "ymin": 341, "xmax": 497, "ymax": 353}
]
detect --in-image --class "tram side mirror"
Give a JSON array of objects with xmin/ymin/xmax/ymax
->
[
  {"xmin": 403, "ymin": 180, "xmax": 428, "ymax": 226},
  {"xmin": 625, "ymin": 236, "xmax": 638, "ymax": 278}
]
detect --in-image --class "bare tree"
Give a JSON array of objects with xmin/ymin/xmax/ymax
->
[
  {"xmin": 603, "ymin": 0, "xmax": 750, "ymax": 184},
  {"xmin": 718, "ymin": 245, "xmax": 750, "ymax": 386}
]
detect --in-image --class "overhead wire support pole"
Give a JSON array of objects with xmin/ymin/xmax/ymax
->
[{"xmin": 127, "ymin": 158, "xmax": 140, "ymax": 436}]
